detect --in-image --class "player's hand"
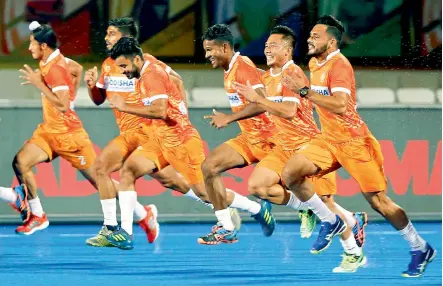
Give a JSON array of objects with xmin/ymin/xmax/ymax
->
[
  {"xmin": 84, "ymin": 66, "xmax": 98, "ymax": 89},
  {"xmin": 204, "ymin": 109, "xmax": 231, "ymax": 129},
  {"xmin": 233, "ymin": 80, "xmax": 260, "ymax": 103},
  {"xmin": 19, "ymin": 65, "xmax": 43, "ymax": 88},
  {"xmin": 108, "ymin": 95, "xmax": 126, "ymax": 111},
  {"xmin": 282, "ymin": 70, "xmax": 305, "ymax": 93}
]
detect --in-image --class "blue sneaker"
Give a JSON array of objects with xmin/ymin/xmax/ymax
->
[
  {"xmin": 252, "ymin": 200, "xmax": 276, "ymax": 237},
  {"xmin": 105, "ymin": 227, "xmax": 134, "ymax": 250},
  {"xmin": 197, "ymin": 226, "xmax": 238, "ymax": 245},
  {"xmin": 402, "ymin": 243, "xmax": 437, "ymax": 278},
  {"xmin": 311, "ymin": 215, "xmax": 346, "ymax": 254},
  {"xmin": 9, "ymin": 185, "xmax": 30, "ymax": 222},
  {"xmin": 352, "ymin": 212, "xmax": 368, "ymax": 247}
]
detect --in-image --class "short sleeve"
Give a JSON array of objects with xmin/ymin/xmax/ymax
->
[
  {"xmin": 329, "ymin": 59, "xmax": 353, "ymax": 95},
  {"xmin": 141, "ymin": 68, "xmax": 169, "ymax": 103},
  {"xmin": 46, "ymin": 65, "xmax": 70, "ymax": 93},
  {"xmin": 236, "ymin": 61, "xmax": 264, "ymax": 90}
]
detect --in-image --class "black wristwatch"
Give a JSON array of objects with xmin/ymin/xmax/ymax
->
[{"xmin": 299, "ymin": 86, "xmax": 310, "ymax": 98}]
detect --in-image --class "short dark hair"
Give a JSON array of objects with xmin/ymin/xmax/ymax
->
[
  {"xmin": 110, "ymin": 37, "xmax": 143, "ymax": 60},
  {"xmin": 201, "ymin": 24, "xmax": 234, "ymax": 47},
  {"xmin": 108, "ymin": 17, "xmax": 138, "ymax": 39},
  {"xmin": 270, "ymin": 25, "xmax": 296, "ymax": 49},
  {"xmin": 32, "ymin": 24, "xmax": 57, "ymax": 49},
  {"xmin": 317, "ymin": 15, "xmax": 345, "ymax": 45}
]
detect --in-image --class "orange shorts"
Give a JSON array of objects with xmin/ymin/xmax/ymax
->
[
  {"xmin": 224, "ymin": 134, "xmax": 275, "ymax": 165},
  {"xmin": 257, "ymin": 145, "xmax": 336, "ymax": 195},
  {"xmin": 28, "ymin": 125, "xmax": 96, "ymax": 170},
  {"xmin": 298, "ymin": 135, "xmax": 387, "ymax": 192},
  {"xmin": 111, "ymin": 128, "xmax": 150, "ymax": 159},
  {"xmin": 133, "ymin": 136, "xmax": 205, "ymax": 185}
]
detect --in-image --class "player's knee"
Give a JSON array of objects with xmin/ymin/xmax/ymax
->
[
  {"xmin": 201, "ymin": 157, "xmax": 220, "ymax": 178},
  {"xmin": 281, "ymin": 165, "xmax": 303, "ymax": 189},
  {"xmin": 247, "ymin": 178, "xmax": 266, "ymax": 198},
  {"xmin": 282, "ymin": 155, "xmax": 316, "ymax": 188},
  {"xmin": 94, "ymin": 157, "xmax": 109, "ymax": 177},
  {"xmin": 119, "ymin": 162, "xmax": 137, "ymax": 185},
  {"xmin": 12, "ymin": 153, "xmax": 29, "ymax": 174},
  {"xmin": 366, "ymin": 192, "xmax": 390, "ymax": 216}
]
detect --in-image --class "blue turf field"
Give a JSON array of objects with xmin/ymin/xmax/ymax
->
[{"xmin": 0, "ymin": 222, "xmax": 441, "ymax": 286}]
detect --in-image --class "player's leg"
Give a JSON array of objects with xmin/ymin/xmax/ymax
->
[
  {"xmin": 105, "ymin": 141, "xmax": 165, "ymax": 250},
  {"xmin": 313, "ymin": 173, "xmax": 366, "ymax": 273},
  {"xmin": 338, "ymin": 136, "xmax": 435, "ymax": 277},
  {"xmin": 12, "ymin": 141, "xmax": 52, "ymax": 235},
  {"xmin": 282, "ymin": 140, "xmax": 346, "ymax": 253},
  {"xmin": 201, "ymin": 136, "xmax": 275, "ymax": 239}
]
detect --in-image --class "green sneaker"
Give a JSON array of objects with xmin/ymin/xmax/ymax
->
[
  {"xmin": 86, "ymin": 226, "xmax": 115, "ymax": 247},
  {"xmin": 333, "ymin": 252, "xmax": 367, "ymax": 273},
  {"xmin": 229, "ymin": 207, "xmax": 242, "ymax": 231},
  {"xmin": 299, "ymin": 209, "xmax": 316, "ymax": 238}
]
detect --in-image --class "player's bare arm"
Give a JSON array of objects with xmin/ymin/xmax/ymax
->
[
  {"xmin": 283, "ymin": 71, "xmax": 348, "ymax": 115},
  {"xmin": 84, "ymin": 66, "xmax": 106, "ymax": 105},
  {"xmin": 19, "ymin": 64, "xmax": 69, "ymax": 112},
  {"xmin": 67, "ymin": 58, "xmax": 83, "ymax": 91},
  {"xmin": 108, "ymin": 95, "xmax": 167, "ymax": 120},
  {"xmin": 204, "ymin": 88, "xmax": 266, "ymax": 129},
  {"xmin": 234, "ymin": 80, "xmax": 297, "ymax": 119}
]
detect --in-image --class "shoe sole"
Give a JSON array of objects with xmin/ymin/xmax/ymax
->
[
  {"xmin": 311, "ymin": 222, "xmax": 347, "ymax": 254},
  {"xmin": 332, "ymin": 256, "xmax": 368, "ymax": 273},
  {"xmin": 197, "ymin": 238, "xmax": 239, "ymax": 245},
  {"xmin": 16, "ymin": 220, "xmax": 50, "ymax": 235},
  {"xmin": 148, "ymin": 204, "xmax": 160, "ymax": 243},
  {"xmin": 401, "ymin": 249, "xmax": 437, "ymax": 278},
  {"xmin": 299, "ymin": 213, "xmax": 316, "ymax": 239},
  {"xmin": 355, "ymin": 212, "xmax": 368, "ymax": 247},
  {"xmin": 86, "ymin": 236, "xmax": 115, "ymax": 247},
  {"xmin": 10, "ymin": 185, "xmax": 31, "ymax": 222},
  {"xmin": 229, "ymin": 208, "xmax": 242, "ymax": 231}
]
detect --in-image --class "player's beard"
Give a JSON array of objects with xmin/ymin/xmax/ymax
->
[
  {"xmin": 124, "ymin": 67, "xmax": 140, "ymax": 79},
  {"xmin": 309, "ymin": 43, "xmax": 328, "ymax": 57}
]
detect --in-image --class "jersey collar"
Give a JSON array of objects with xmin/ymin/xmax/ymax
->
[
  {"xmin": 42, "ymin": 49, "xmax": 60, "ymax": 66},
  {"xmin": 315, "ymin": 49, "xmax": 341, "ymax": 67}
]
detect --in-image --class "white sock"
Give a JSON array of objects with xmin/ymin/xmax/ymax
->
[
  {"xmin": 228, "ymin": 191, "xmax": 261, "ymax": 215},
  {"xmin": 29, "ymin": 197, "xmax": 44, "ymax": 217},
  {"xmin": 334, "ymin": 203, "xmax": 356, "ymax": 228},
  {"xmin": 286, "ymin": 191, "xmax": 309, "ymax": 211},
  {"xmin": 305, "ymin": 193, "xmax": 336, "ymax": 223},
  {"xmin": 215, "ymin": 209, "xmax": 235, "ymax": 231},
  {"xmin": 0, "ymin": 187, "xmax": 17, "ymax": 203},
  {"xmin": 399, "ymin": 221, "xmax": 427, "ymax": 252},
  {"xmin": 118, "ymin": 191, "xmax": 137, "ymax": 235},
  {"xmin": 134, "ymin": 202, "xmax": 148, "ymax": 221},
  {"xmin": 100, "ymin": 198, "xmax": 118, "ymax": 226},
  {"xmin": 340, "ymin": 236, "xmax": 362, "ymax": 256},
  {"xmin": 184, "ymin": 189, "xmax": 214, "ymax": 209}
]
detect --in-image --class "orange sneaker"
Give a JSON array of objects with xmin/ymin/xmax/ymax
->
[
  {"xmin": 15, "ymin": 213, "xmax": 49, "ymax": 235},
  {"xmin": 138, "ymin": 205, "xmax": 159, "ymax": 243}
]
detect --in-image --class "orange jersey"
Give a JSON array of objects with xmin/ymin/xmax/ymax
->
[
  {"xmin": 262, "ymin": 60, "xmax": 320, "ymax": 150},
  {"xmin": 38, "ymin": 49, "xmax": 83, "ymax": 133},
  {"xmin": 137, "ymin": 61, "xmax": 198, "ymax": 147},
  {"xmin": 309, "ymin": 50, "xmax": 369, "ymax": 143},
  {"xmin": 97, "ymin": 53, "xmax": 173, "ymax": 132},
  {"xmin": 224, "ymin": 52, "xmax": 276, "ymax": 144}
]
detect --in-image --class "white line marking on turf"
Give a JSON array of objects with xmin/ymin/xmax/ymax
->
[{"xmin": 0, "ymin": 230, "xmax": 438, "ymax": 238}]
